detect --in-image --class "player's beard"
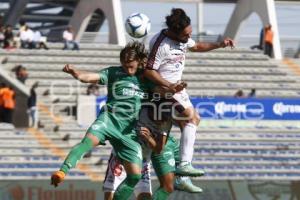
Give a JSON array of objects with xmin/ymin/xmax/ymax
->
[{"xmin": 177, "ymin": 37, "xmax": 189, "ymax": 43}]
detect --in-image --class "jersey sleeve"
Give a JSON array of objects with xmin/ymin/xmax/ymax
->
[
  {"xmin": 98, "ymin": 67, "xmax": 110, "ymax": 85},
  {"xmin": 146, "ymin": 46, "xmax": 167, "ymax": 70},
  {"xmin": 187, "ymin": 38, "xmax": 196, "ymax": 48}
]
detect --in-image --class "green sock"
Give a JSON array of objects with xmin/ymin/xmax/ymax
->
[
  {"xmin": 113, "ymin": 174, "xmax": 141, "ymax": 200},
  {"xmin": 152, "ymin": 187, "xmax": 171, "ymax": 200},
  {"xmin": 60, "ymin": 137, "xmax": 93, "ymax": 174}
]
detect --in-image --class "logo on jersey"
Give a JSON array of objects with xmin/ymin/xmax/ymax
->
[
  {"xmin": 91, "ymin": 124, "xmax": 101, "ymax": 130},
  {"xmin": 115, "ymin": 71, "xmax": 127, "ymax": 76},
  {"xmin": 164, "ymin": 151, "xmax": 172, "ymax": 156},
  {"xmin": 168, "ymin": 158, "xmax": 175, "ymax": 167},
  {"xmin": 91, "ymin": 122, "xmax": 106, "ymax": 130}
]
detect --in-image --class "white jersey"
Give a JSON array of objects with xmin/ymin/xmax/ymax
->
[{"xmin": 147, "ymin": 30, "xmax": 196, "ymax": 84}]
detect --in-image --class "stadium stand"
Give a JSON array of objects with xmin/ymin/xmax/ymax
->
[{"xmin": 1, "ymin": 44, "xmax": 300, "ymax": 182}]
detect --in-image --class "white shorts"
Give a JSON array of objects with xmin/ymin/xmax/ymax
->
[
  {"xmin": 102, "ymin": 152, "xmax": 127, "ymax": 193},
  {"xmin": 172, "ymin": 89, "xmax": 193, "ymax": 112},
  {"xmin": 103, "ymin": 151, "xmax": 152, "ymax": 196}
]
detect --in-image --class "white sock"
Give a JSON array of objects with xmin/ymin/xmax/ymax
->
[
  {"xmin": 179, "ymin": 176, "xmax": 189, "ymax": 181},
  {"xmin": 180, "ymin": 122, "xmax": 196, "ymax": 164}
]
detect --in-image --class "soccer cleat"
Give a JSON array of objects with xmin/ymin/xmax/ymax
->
[
  {"xmin": 51, "ymin": 171, "xmax": 65, "ymax": 187},
  {"xmin": 174, "ymin": 177, "xmax": 203, "ymax": 193},
  {"xmin": 175, "ymin": 163, "xmax": 205, "ymax": 177}
]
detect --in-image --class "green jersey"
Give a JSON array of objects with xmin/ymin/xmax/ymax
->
[
  {"xmin": 87, "ymin": 66, "xmax": 153, "ymax": 166},
  {"xmin": 98, "ymin": 66, "xmax": 152, "ymax": 122}
]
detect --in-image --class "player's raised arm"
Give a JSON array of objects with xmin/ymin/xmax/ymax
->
[
  {"xmin": 144, "ymin": 70, "xmax": 186, "ymax": 94},
  {"xmin": 189, "ymin": 37, "xmax": 235, "ymax": 52},
  {"xmin": 62, "ymin": 64, "xmax": 100, "ymax": 84},
  {"xmin": 144, "ymin": 69, "xmax": 171, "ymax": 88}
]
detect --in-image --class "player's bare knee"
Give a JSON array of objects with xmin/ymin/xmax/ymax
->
[
  {"xmin": 85, "ymin": 133, "xmax": 100, "ymax": 147},
  {"xmin": 193, "ymin": 113, "xmax": 201, "ymax": 125},
  {"xmin": 186, "ymin": 112, "xmax": 200, "ymax": 126}
]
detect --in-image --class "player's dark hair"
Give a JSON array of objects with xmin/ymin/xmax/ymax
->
[
  {"xmin": 166, "ymin": 8, "xmax": 191, "ymax": 34},
  {"xmin": 120, "ymin": 41, "xmax": 148, "ymax": 68}
]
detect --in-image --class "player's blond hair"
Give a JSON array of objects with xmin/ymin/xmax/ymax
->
[{"xmin": 120, "ymin": 41, "xmax": 148, "ymax": 68}]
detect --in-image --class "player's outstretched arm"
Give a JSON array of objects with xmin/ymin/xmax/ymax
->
[
  {"xmin": 189, "ymin": 38, "xmax": 235, "ymax": 52},
  {"xmin": 63, "ymin": 64, "xmax": 100, "ymax": 84}
]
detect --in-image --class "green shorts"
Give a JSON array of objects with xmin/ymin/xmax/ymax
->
[
  {"xmin": 87, "ymin": 111, "xmax": 142, "ymax": 167},
  {"xmin": 151, "ymin": 136, "xmax": 180, "ymax": 177}
]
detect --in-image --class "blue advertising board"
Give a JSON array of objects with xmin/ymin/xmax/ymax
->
[
  {"xmin": 191, "ymin": 97, "xmax": 300, "ymax": 120},
  {"xmin": 96, "ymin": 96, "xmax": 107, "ymax": 115},
  {"xmin": 96, "ymin": 96, "xmax": 300, "ymax": 120}
]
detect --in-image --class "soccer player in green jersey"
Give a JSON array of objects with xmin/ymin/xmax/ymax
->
[
  {"xmin": 103, "ymin": 101, "xmax": 202, "ymax": 200},
  {"xmin": 50, "ymin": 42, "xmax": 184, "ymax": 200}
]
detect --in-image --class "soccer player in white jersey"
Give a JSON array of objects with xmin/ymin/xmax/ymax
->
[{"xmin": 144, "ymin": 8, "xmax": 234, "ymax": 175}]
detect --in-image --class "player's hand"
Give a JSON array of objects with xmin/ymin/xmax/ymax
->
[
  {"xmin": 139, "ymin": 127, "xmax": 152, "ymax": 142},
  {"xmin": 169, "ymin": 81, "xmax": 187, "ymax": 93},
  {"xmin": 62, "ymin": 64, "xmax": 75, "ymax": 75},
  {"xmin": 220, "ymin": 38, "xmax": 235, "ymax": 49},
  {"xmin": 51, "ymin": 171, "xmax": 65, "ymax": 187}
]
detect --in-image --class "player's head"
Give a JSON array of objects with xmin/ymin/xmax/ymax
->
[
  {"xmin": 120, "ymin": 41, "xmax": 148, "ymax": 76},
  {"xmin": 166, "ymin": 8, "xmax": 192, "ymax": 43}
]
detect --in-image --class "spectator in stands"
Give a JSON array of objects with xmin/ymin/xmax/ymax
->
[
  {"xmin": 3, "ymin": 25, "xmax": 14, "ymax": 49},
  {"xmin": 20, "ymin": 25, "xmax": 34, "ymax": 49},
  {"xmin": 1, "ymin": 84, "xmax": 15, "ymax": 123},
  {"xmin": 234, "ymin": 89, "xmax": 245, "ymax": 98},
  {"xmin": 87, "ymin": 84, "xmax": 100, "ymax": 96},
  {"xmin": 12, "ymin": 65, "xmax": 29, "ymax": 84},
  {"xmin": 18, "ymin": 20, "xmax": 26, "ymax": 33},
  {"xmin": 27, "ymin": 82, "xmax": 38, "ymax": 127},
  {"xmin": 62, "ymin": 26, "xmax": 79, "ymax": 51},
  {"xmin": 264, "ymin": 24, "xmax": 274, "ymax": 57},
  {"xmin": 33, "ymin": 30, "xmax": 49, "ymax": 50},
  {"xmin": 0, "ymin": 25, "xmax": 4, "ymax": 48},
  {"xmin": 248, "ymin": 88, "xmax": 256, "ymax": 98}
]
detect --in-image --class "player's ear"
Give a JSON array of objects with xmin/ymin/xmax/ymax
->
[{"xmin": 139, "ymin": 57, "xmax": 147, "ymax": 69}]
